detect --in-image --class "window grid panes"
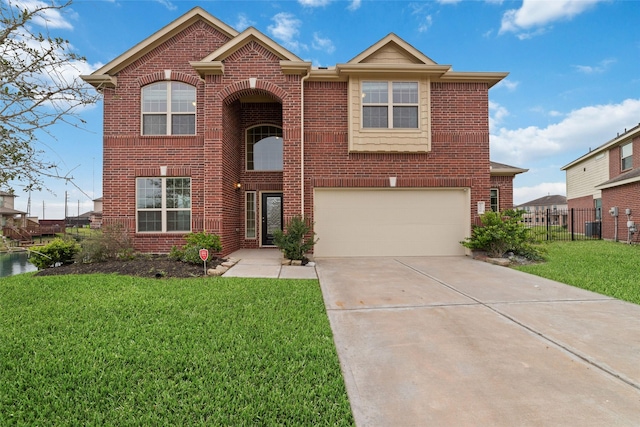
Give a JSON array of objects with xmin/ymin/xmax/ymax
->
[
  {"xmin": 246, "ymin": 126, "xmax": 283, "ymax": 171},
  {"xmin": 621, "ymin": 143, "xmax": 633, "ymax": 170},
  {"xmin": 490, "ymin": 189, "xmax": 499, "ymax": 212},
  {"xmin": 246, "ymin": 192, "xmax": 256, "ymax": 239},
  {"xmin": 136, "ymin": 177, "xmax": 191, "ymax": 233},
  {"xmin": 142, "ymin": 82, "xmax": 195, "ymax": 135},
  {"xmin": 362, "ymin": 81, "xmax": 418, "ymax": 129}
]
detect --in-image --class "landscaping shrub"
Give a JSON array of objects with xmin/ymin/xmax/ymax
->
[
  {"xmin": 273, "ymin": 215, "xmax": 317, "ymax": 261},
  {"xmin": 169, "ymin": 231, "xmax": 222, "ymax": 264},
  {"xmin": 75, "ymin": 223, "xmax": 134, "ymax": 263},
  {"xmin": 29, "ymin": 238, "xmax": 80, "ymax": 269},
  {"xmin": 461, "ymin": 209, "xmax": 545, "ymax": 261}
]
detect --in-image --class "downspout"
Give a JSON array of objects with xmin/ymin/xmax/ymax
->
[{"xmin": 300, "ymin": 69, "xmax": 310, "ymax": 217}]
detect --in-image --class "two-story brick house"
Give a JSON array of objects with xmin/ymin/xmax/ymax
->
[
  {"xmin": 82, "ymin": 7, "xmax": 524, "ymax": 257},
  {"xmin": 562, "ymin": 124, "xmax": 640, "ymax": 243}
]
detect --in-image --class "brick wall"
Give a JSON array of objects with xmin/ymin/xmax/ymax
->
[
  {"xmin": 490, "ymin": 175, "xmax": 514, "ymax": 212},
  {"xmin": 602, "ymin": 183, "xmax": 640, "ymax": 243},
  {"xmin": 101, "ymin": 21, "xmax": 496, "ymax": 254}
]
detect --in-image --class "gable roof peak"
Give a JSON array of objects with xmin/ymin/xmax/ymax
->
[
  {"xmin": 349, "ymin": 33, "xmax": 438, "ymax": 65},
  {"xmin": 198, "ymin": 26, "xmax": 303, "ymax": 63}
]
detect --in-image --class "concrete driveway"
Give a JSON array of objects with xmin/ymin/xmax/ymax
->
[{"xmin": 316, "ymin": 256, "xmax": 640, "ymax": 426}]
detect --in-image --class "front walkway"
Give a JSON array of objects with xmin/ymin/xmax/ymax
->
[{"xmin": 223, "ymin": 249, "xmax": 318, "ymax": 279}]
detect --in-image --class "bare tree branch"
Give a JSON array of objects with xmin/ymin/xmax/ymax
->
[{"xmin": 0, "ymin": 0, "xmax": 100, "ymax": 192}]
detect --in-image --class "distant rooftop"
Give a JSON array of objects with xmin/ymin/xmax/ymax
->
[{"xmin": 516, "ymin": 194, "xmax": 567, "ymax": 207}]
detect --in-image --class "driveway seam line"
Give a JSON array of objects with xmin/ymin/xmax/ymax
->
[{"xmin": 395, "ymin": 259, "xmax": 640, "ymax": 393}]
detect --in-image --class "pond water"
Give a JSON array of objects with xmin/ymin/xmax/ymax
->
[{"xmin": 0, "ymin": 251, "xmax": 38, "ymax": 278}]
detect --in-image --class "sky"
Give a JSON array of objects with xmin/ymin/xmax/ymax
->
[{"xmin": 5, "ymin": 0, "xmax": 639, "ymax": 218}]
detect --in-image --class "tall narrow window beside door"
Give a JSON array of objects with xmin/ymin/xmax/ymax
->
[{"xmin": 246, "ymin": 192, "xmax": 256, "ymax": 239}]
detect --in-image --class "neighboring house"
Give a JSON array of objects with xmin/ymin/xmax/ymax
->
[
  {"xmin": 0, "ymin": 191, "xmax": 27, "ymax": 228},
  {"xmin": 562, "ymin": 124, "xmax": 640, "ymax": 243},
  {"xmin": 81, "ymin": 7, "xmax": 526, "ymax": 257},
  {"xmin": 516, "ymin": 195, "xmax": 568, "ymax": 227}
]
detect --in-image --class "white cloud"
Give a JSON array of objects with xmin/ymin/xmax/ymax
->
[
  {"xmin": 312, "ymin": 33, "xmax": 335, "ymax": 54},
  {"xmin": 298, "ymin": 0, "xmax": 361, "ymax": 10},
  {"xmin": 574, "ymin": 58, "xmax": 616, "ymax": 74},
  {"xmin": 298, "ymin": 0, "xmax": 332, "ymax": 6},
  {"xmin": 489, "ymin": 101, "xmax": 509, "ymax": 132},
  {"xmin": 268, "ymin": 13, "xmax": 305, "ymax": 52},
  {"xmin": 418, "ymin": 15, "xmax": 433, "ymax": 33},
  {"xmin": 347, "ymin": 0, "xmax": 362, "ymax": 11},
  {"xmin": 14, "ymin": 0, "xmax": 74, "ymax": 29},
  {"xmin": 494, "ymin": 79, "xmax": 519, "ymax": 92},
  {"xmin": 491, "ymin": 99, "xmax": 640, "ymax": 166},
  {"xmin": 500, "ymin": 0, "xmax": 604, "ymax": 36},
  {"xmin": 514, "ymin": 182, "xmax": 567, "ymax": 205},
  {"xmin": 234, "ymin": 13, "xmax": 255, "ymax": 32}
]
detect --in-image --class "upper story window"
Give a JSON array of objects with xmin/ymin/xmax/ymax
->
[
  {"xmin": 362, "ymin": 81, "xmax": 418, "ymax": 129},
  {"xmin": 621, "ymin": 142, "xmax": 633, "ymax": 171},
  {"xmin": 246, "ymin": 125, "xmax": 283, "ymax": 171},
  {"xmin": 142, "ymin": 82, "xmax": 196, "ymax": 135},
  {"xmin": 136, "ymin": 177, "xmax": 191, "ymax": 232}
]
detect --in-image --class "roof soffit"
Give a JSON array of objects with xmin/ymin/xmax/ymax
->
[
  {"xmin": 337, "ymin": 33, "xmax": 507, "ymax": 86},
  {"xmin": 82, "ymin": 7, "xmax": 238, "ymax": 82}
]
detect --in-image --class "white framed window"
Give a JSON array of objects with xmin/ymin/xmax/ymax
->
[
  {"xmin": 621, "ymin": 142, "xmax": 633, "ymax": 171},
  {"xmin": 136, "ymin": 177, "xmax": 191, "ymax": 232},
  {"xmin": 142, "ymin": 82, "xmax": 196, "ymax": 135},
  {"xmin": 490, "ymin": 188, "xmax": 499, "ymax": 212},
  {"xmin": 362, "ymin": 81, "xmax": 419, "ymax": 129},
  {"xmin": 245, "ymin": 191, "xmax": 257, "ymax": 239},
  {"xmin": 246, "ymin": 125, "xmax": 283, "ymax": 171}
]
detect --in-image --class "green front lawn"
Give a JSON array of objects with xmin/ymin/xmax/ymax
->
[
  {"xmin": 0, "ymin": 274, "xmax": 354, "ymax": 426},
  {"xmin": 514, "ymin": 241, "xmax": 640, "ymax": 305}
]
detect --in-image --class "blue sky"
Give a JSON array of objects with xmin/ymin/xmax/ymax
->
[{"xmin": 7, "ymin": 0, "xmax": 639, "ymax": 218}]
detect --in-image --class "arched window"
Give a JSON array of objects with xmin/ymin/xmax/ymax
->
[
  {"xmin": 142, "ymin": 82, "xmax": 196, "ymax": 135},
  {"xmin": 246, "ymin": 125, "xmax": 283, "ymax": 171}
]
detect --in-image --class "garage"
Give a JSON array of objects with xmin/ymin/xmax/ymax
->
[{"xmin": 313, "ymin": 188, "xmax": 470, "ymax": 257}]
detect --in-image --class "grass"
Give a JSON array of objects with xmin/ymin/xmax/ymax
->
[
  {"xmin": 0, "ymin": 274, "xmax": 354, "ymax": 426},
  {"xmin": 514, "ymin": 240, "xmax": 640, "ymax": 305}
]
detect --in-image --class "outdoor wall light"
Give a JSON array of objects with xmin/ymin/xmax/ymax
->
[{"xmin": 235, "ymin": 182, "xmax": 242, "ymax": 190}]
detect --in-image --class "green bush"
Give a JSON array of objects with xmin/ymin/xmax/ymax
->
[
  {"xmin": 461, "ymin": 209, "xmax": 545, "ymax": 261},
  {"xmin": 75, "ymin": 223, "xmax": 134, "ymax": 263},
  {"xmin": 29, "ymin": 238, "xmax": 80, "ymax": 269},
  {"xmin": 169, "ymin": 231, "xmax": 222, "ymax": 264},
  {"xmin": 273, "ymin": 215, "xmax": 317, "ymax": 261}
]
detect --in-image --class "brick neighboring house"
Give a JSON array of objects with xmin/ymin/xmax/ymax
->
[
  {"xmin": 81, "ymin": 7, "xmax": 526, "ymax": 257},
  {"xmin": 562, "ymin": 124, "xmax": 640, "ymax": 243}
]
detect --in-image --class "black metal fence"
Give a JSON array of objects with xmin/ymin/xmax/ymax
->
[{"xmin": 522, "ymin": 208, "xmax": 601, "ymax": 241}]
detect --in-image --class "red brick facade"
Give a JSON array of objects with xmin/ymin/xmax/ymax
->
[{"xmin": 86, "ymin": 9, "xmax": 519, "ymax": 255}]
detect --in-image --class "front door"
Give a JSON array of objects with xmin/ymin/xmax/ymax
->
[{"xmin": 261, "ymin": 193, "xmax": 283, "ymax": 246}]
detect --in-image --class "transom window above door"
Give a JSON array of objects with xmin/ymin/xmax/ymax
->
[
  {"xmin": 141, "ymin": 82, "xmax": 196, "ymax": 135},
  {"xmin": 362, "ymin": 81, "xmax": 419, "ymax": 129},
  {"xmin": 246, "ymin": 125, "xmax": 283, "ymax": 171}
]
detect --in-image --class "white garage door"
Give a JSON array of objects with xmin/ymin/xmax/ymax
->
[{"xmin": 314, "ymin": 188, "xmax": 469, "ymax": 257}]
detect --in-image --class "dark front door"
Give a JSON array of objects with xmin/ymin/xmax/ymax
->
[{"xmin": 261, "ymin": 193, "xmax": 283, "ymax": 246}]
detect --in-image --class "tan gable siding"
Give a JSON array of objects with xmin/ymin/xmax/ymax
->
[
  {"xmin": 566, "ymin": 151, "xmax": 609, "ymax": 199},
  {"xmin": 360, "ymin": 44, "xmax": 423, "ymax": 64}
]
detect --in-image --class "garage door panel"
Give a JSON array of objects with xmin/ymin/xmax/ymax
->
[{"xmin": 314, "ymin": 188, "xmax": 469, "ymax": 257}]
